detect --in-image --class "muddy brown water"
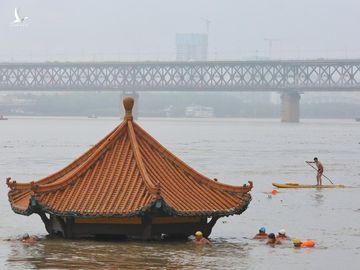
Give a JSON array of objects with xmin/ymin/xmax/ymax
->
[{"xmin": 1, "ymin": 117, "xmax": 359, "ymax": 269}]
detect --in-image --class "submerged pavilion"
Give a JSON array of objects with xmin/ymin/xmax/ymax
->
[{"xmin": 7, "ymin": 97, "xmax": 252, "ymax": 240}]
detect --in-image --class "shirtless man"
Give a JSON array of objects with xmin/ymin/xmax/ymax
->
[
  {"xmin": 254, "ymin": 227, "xmax": 268, "ymax": 239},
  {"xmin": 20, "ymin": 233, "xmax": 37, "ymax": 244},
  {"xmin": 266, "ymin": 233, "xmax": 281, "ymax": 246},
  {"xmin": 306, "ymin": 157, "xmax": 324, "ymax": 186},
  {"xmin": 276, "ymin": 229, "xmax": 288, "ymax": 240},
  {"xmin": 193, "ymin": 231, "xmax": 211, "ymax": 245}
]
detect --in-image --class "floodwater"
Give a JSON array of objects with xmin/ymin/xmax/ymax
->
[{"xmin": 0, "ymin": 117, "xmax": 359, "ymax": 269}]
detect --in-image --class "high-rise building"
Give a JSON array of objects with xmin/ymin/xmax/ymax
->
[{"xmin": 176, "ymin": 33, "xmax": 208, "ymax": 61}]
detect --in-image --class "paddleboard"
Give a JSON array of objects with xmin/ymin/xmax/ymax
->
[{"xmin": 272, "ymin": 182, "xmax": 345, "ymax": 188}]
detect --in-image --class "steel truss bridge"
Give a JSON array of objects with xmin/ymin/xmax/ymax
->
[{"xmin": 1, "ymin": 60, "xmax": 360, "ymax": 92}]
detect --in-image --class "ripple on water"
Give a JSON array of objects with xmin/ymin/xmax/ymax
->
[{"xmin": 2, "ymin": 237, "xmax": 258, "ymax": 270}]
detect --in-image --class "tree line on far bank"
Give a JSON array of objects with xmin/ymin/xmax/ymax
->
[{"xmin": 0, "ymin": 92, "xmax": 359, "ymax": 119}]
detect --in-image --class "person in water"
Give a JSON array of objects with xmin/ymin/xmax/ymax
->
[
  {"xmin": 276, "ymin": 229, "xmax": 288, "ymax": 240},
  {"xmin": 254, "ymin": 227, "xmax": 268, "ymax": 239},
  {"xmin": 20, "ymin": 233, "xmax": 37, "ymax": 244},
  {"xmin": 307, "ymin": 157, "xmax": 324, "ymax": 186},
  {"xmin": 193, "ymin": 231, "xmax": 211, "ymax": 245},
  {"xmin": 293, "ymin": 239, "xmax": 315, "ymax": 248},
  {"xmin": 266, "ymin": 233, "xmax": 281, "ymax": 246}
]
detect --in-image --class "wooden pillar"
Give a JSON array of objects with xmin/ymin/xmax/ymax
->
[
  {"xmin": 65, "ymin": 217, "xmax": 75, "ymax": 239},
  {"xmin": 37, "ymin": 212, "xmax": 51, "ymax": 234},
  {"xmin": 48, "ymin": 215, "xmax": 67, "ymax": 237},
  {"xmin": 203, "ymin": 217, "xmax": 219, "ymax": 238},
  {"xmin": 142, "ymin": 216, "xmax": 152, "ymax": 240}
]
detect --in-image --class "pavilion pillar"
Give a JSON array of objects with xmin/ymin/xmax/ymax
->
[
  {"xmin": 65, "ymin": 217, "xmax": 75, "ymax": 239},
  {"xmin": 142, "ymin": 216, "xmax": 152, "ymax": 240},
  {"xmin": 281, "ymin": 91, "xmax": 301, "ymax": 122},
  {"xmin": 37, "ymin": 212, "xmax": 51, "ymax": 234},
  {"xmin": 203, "ymin": 217, "xmax": 219, "ymax": 238},
  {"xmin": 47, "ymin": 215, "xmax": 67, "ymax": 237},
  {"xmin": 121, "ymin": 91, "xmax": 139, "ymax": 119}
]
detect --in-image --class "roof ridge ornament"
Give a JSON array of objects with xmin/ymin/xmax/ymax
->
[
  {"xmin": 123, "ymin": 96, "xmax": 134, "ymax": 121},
  {"xmin": 30, "ymin": 181, "xmax": 39, "ymax": 192},
  {"xmin": 6, "ymin": 177, "xmax": 15, "ymax": 189}
]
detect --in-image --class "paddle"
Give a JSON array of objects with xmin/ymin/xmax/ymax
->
[{"xmin": 305, "ymin": 161, "xmax": 334, "ymax": 184}]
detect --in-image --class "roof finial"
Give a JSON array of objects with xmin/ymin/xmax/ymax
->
[{"xmin": 123, "ymin": 96, "xmax": 134, "ymax": 121}]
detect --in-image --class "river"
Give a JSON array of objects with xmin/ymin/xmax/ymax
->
[{"xmin": 0, "ymin": 117, "xmax": 359, "ymax": 269}]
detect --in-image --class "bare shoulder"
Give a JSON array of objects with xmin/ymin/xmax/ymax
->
[{"xmin": 201, "ymin": 238, "xmax": 211, "ymax": 245}]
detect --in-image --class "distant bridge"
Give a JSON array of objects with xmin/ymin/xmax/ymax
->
[
  {"xmin": 1, "ymin": 60, "xmax": 360, "ymax": 122},
  {"xmin": 1, "ymin": 60, "xmax": 360, "ymax": 92}
]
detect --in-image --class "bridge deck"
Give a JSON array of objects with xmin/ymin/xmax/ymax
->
[{"xmin": 1, "ymin": 60, "xmax": 360, "ymax": 91}]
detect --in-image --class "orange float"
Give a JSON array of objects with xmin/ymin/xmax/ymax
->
[{"xmin": 301, "ymin": 240, "xmax": 315, "ymax": 247}]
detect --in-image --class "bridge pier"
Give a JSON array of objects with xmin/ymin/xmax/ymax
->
[
  {"xmin": 281, "ymin": 91, "xmax": 301, "ymax": 122},
  {"xmin": 121, "ymin": 91, "xmax": 139, "ymax": 119}
]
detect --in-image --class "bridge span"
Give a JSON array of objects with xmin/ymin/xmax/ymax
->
[{"xmin": 1, "ymin": 60, "xmax": 360, "ymax": 121}]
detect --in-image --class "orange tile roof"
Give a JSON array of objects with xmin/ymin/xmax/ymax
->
[{"xmin": 7, "ymin": 97, "xmax": 252, "ymax": 218}]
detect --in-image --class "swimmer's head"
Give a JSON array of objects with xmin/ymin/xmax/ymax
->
[
  {"xmin": 259, "ymin": 227, "xmax": 266, "ymax": 233},
  {"xmin": 293, "ymin": 239, "xmax": 302, "ymax": 247}
]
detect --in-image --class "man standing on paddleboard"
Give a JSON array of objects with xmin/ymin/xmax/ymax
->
[{"xmin": 306, "ymin": 157, "xmax": 324, "ymax": 186}]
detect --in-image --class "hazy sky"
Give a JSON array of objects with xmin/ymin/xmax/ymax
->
[{"xmin": 1, "ymin": 0, "xmax": 360, "ymax": 61}]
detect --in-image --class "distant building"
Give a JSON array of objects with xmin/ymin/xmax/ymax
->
[
  {"xmin": 185, "ymin": 105, "xmax": 214, "ymax": 118},
  {"xmin": 176, "ymin": 33, "xmax": 208, "ymax": 61}
]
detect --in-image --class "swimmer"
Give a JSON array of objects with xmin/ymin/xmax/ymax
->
[
  {"xmin": 293, "ymin": 239, "xmax": 315, "ymax": 248},
  {"xmin": 20, "ymin": 233, "xmax": 37, "ymax": 244},
  {"xmin": 193, "ymin": 231, "xmax": 211, "ymax": 245},
  {"xmin": 266, "ymin": 233, "xmax": 281, "ymax": 246},
  {"xmin": 276, "ymin": 229, "xmax": 288, "ymax": 240},
  {"xmin": 254, "ymin": 227, "xmax": 268, "ymax": 239}
]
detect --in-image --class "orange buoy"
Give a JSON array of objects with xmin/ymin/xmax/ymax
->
[
  {"xmin": 301, "ymin": 240, "xmax": 315, "ymax": 247},
  {"xmin": 271, "ymin": 189, "xmax": 278, "ymax": 195}
]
